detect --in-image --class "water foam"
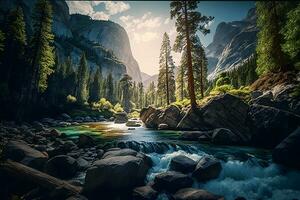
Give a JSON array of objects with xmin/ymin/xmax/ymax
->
[{"xmin": 146, "ymin": 150, "xmax": 300, "ymax": 200}]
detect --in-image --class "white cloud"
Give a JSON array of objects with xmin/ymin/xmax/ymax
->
[
  {"xmin": 133, "ymin": 32, "xmax": 159, "ymax": 43},
  {"xmin": 105, "ymin": 1, "xmax": 130, "ymax": 15},
  {"xmin": 66, "ymin": 1, "xmax": 130, "ymax": 21}
]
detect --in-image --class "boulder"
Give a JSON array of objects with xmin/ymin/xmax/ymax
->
[
  {"xmin": 50, "ymin": 129, "xmax": 61, "ymax": 137},
  {"xmin": 169, "ymin": 155, "xmax": 197, "ymax": 173},
  {"xmin": 102, "ymin": 148, "xmax": 138, "ymax": 159},
  {"xmin": 114, "ymin": 112, "xmax": 128, "ymax": 123},
  {"xmin": 173, "ymin": 188, "xmax": 224, "ymax": 200},
  {"xmin": 140, "ymin": 106, "xmax": 157, "ymax": 122},
  {"xmin": 84, "ymin": 155, "xmax": 151, "ymax": 194},
  {"xmin": 157, "ymin": 105, "xmax": 183, "ymax": 129},
  {"xmin": 76, "ymin": 157, "xmax": 90, "ymax": 170},
  {"xmin": 132, "ymin": 185, "xmax": 158, "ymax": 200},
  {"xmin": 140, "ymin": 105, "xmax": 183, "ymax": 129},
  {"xmin": 3, "ymin": 140, "xmax": 48, "ymax": 169},
  {"xmin": 65, "ymin": 195, "xmax": 88, "ymax": 200},
  {"xmin": 179, "ymin": 131, "xmax": 211, "ymax": 141},
  {"xmin": 78, "ymin": 134, "xmax": 95, "ymax": 148},
  {"xmin": 211, "ymin": 128, "xmax": 239, "ymax": 145},
  {"xmin": 249, "ymin": 104, "xmax": 300, "ymax": 148},
  {"xmin": 45, "ymin": 155, "xmax": 78, "ymax": 179},
  {"xmin": 250, "ymin": 90, "xmax": 263, "ymax": 100},
  {"xmin": 158, "ymin": 123, "xmax": 169, "ymax": 130},
  {"xmin": 273, "ymin": 127, "xmax": 300, "ymax": 169},
  {"xmin": 126, "ymin": 120, "xmax": 142, "ymax": 127},
  {"xmin": 192, "ymin": 156, "xmax": 222, "ymax": 181},
  {"xmin": 153, "ymin": 171, "xmax": 193, "ymax": 192},
  {"xmin": 177, "ymin": 94, "xmax": 251, "ymax": 143}
]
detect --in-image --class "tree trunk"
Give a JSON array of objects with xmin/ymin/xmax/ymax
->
[
  {"xmin": 200, "ymin": 59, "xmax": 204, "ymax": 98},
  {"xmin": 184, "ymin": 1, "xmax": 197, "ymax": 109},
  {"xmin": 165, "ymin": 45, "xmax": 170, "ymax": 105}
]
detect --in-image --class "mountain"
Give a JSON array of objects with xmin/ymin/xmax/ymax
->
[
  {"xmin": 206, "ymin": 8, "xmax": 258, "ymax": 80},
  {"xmin": 143, "ymin": 74, "xmax": 158, "ymax": 89},
  {"xmin": 141, "ymin": 72, "xmax": 151, "ymax": 83},
  {"xmin": 0, "ymin": 0, "xmax": 141, "ymax": 81}
]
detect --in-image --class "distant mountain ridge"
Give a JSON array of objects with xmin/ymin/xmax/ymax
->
[
  {"xmin": 0, "ymin": 0, "xmax": 142, "ymax": 81},
  {"xmin": 206, "ymin": 8, "xmax": 258, "ymax": 80}
]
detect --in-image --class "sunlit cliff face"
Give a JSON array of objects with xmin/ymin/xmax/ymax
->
[{"xmin": 67, "ymin": 1, "xmax": 254, "ymax": 76}]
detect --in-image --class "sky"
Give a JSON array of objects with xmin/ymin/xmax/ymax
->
[{"xmin": 66, "ymin": 1, "xmax": 255, "ymax": 76}]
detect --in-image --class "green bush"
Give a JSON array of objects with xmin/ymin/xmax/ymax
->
[
  {"xmin": 210, "ymin": 84, "xmax": 234, "ymax": 95},
  {"xmin": 66, "ymin": 95, "xmax": 77, "ymax": 103},
  {"xmin": 114, "ymin": 103, "xmax": 124, "ymax": 112},
  {"xmin": 216, "ymin": 76, "xmax": 231, "ymax": 87},
  {"xmin": 171, "ymin": 98, "xmax": 190, "ymax": 109},
  {"xmin": 128, "ymin": 111, "xmax": 140, "ymax": 119},
  {"xmin": 92, "ymin": 98, "xmax": 113, "ymax": 111}
]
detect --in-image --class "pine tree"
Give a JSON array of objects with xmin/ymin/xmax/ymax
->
[
  {"xmin": 75, "ymin": 53, "xmax": 88, "ymax": 104},
  {"xmin": 137, "ymin": 82, "xmax": 144, "ymax": 108},
  {"xmin": 157, "ymin": 32, "xmax": 176, "ymax": 106},
  {"xmin": 147, "ymin": 81, "xmax": 156, "ymax": 106},
  {"xmin": 89, "ymin": 67, "xmax": 102, "ymax": 102},
  {"xmin": 64, "ymin": 56, "xmax": 76, "ymax": 96},
  {"xmin": 106, "ymin": 73, "xmax": 114, "ymax": 103},
  {"xmin": 171, "ymin": 1, "xmax": 213, "ymax": 109},
  {"xmin": 29, "ymin": 0, "xmax": 54, "ymax": 100},
  {"xmin": 256, "ymin": 2, "xmax": 287, "ymax": 75},
  {"xmin": 1, "ymin": 7, "xmax": 27, "ymax": 96},
  {"xmin": 282, "ymin": 3, "xmax": 300, "ymax": 69},
  {"xmin": 176, "ymin": 52, "xmax": 187, "ymax": 101},
  {"xmin": 120, "ymin": 74, "xmax": 132, "ymax": 113}
]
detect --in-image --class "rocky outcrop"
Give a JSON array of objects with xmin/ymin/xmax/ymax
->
[
  {"xmin": 249, "ymin": 104, "xmax": 300, "ymax": 148},
  {"xmin": 177, "ymin": 94, "xmax": 251, "ymax": 143},
  {"xmin": 0, "ymin": 0, "xmax": 142, "ymax": 82},
  {"xmin": 3, "ymin": 140, "xmax": 48, "ymax": 170},
  {"xmin": 140, "ymin": 105, "xmax": 182, "ymax": 129},
  {"xmin": 114, "ymin": 112, "xmax": 128, "ymax": 123},
  {"xmin": 83, "ymin": 149, "xmax": 151, "ymax": 195},
  {"xmin": 273, "ymin": 127, "xmax": 300, "ymax": 169},
  {"xmin": 192, "ymin": 156, "xmax": 222, "ymax": 181},
  {"xmin": 211, "ymin": 128, "xmax": 240, "ymax": 145},
  {"xmin": 173, "ymin": 188, "xmax": 224, "ymax": 200}
]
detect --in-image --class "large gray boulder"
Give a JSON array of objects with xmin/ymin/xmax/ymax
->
[
  {"xmin": 44, "ymin": 155, "xmax": 78, "ymax": 179},
  {"xmin": 153, "ymin": 171, "xmax": 193, "ymax": 192},
  {"xmin": 140, "ymin": 105, "xmax": 183, "ymax": 129},
  {"xmin": 3, "ymin": 140, "xmax": 48, "ymax": 170},
  {"xmin": 273, "ymin": 127, "xmax": 300, "ymax": 169},
  {"xmin": 173, "ymin": 188, "xmax": 224, "ymax": 200},
  {"xmin": 169, "ymin": 155, "xmax": 197, "ymax": 173},
  {"xmin": 84, "ymin": 150, "xmax": 151, "ymax": 194},
  {"xmin": 177, "ymin": 94, "xmax": 251, "ymax": 143},
  {"xmin": 114, "ymin": 112, "xmax": 128, "ymax": 123},
  {"xmin": 192, "ymin": 156, "xmax": 222, "ymax": 181},
  {"xmin": 249, "ymin": 104, "xmax": 300, "ymax": 148}
]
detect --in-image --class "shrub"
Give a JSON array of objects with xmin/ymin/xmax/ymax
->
[
  {"xmin": 114, "ymin": 103, "xmax": 124, "ymax": 112},
  {"xmin": 66, "ymin": 95, "xmax": 76, "ymax": 103},
  {"xmin": 92, "ymin": 98, "xmax": 113, "ymax": 111},
  {"xmin": 210, "ymin": 84, "xmax": 234, "ymax": 95},
  {"xmin": 216, "ymin": 76, "xmax": 231, "ymax": 87},
  {"xmin": 171, "ymin": 98, "xmax": 190, "ymax": 109},
  {"xmin": 128, "ymin": 111, "xmax": 140, "ymax": 119}
]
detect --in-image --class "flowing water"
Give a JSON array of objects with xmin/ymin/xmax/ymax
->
[{"xmin": 58, "ymin": 122, "xmax": 300, "ymax": 200}]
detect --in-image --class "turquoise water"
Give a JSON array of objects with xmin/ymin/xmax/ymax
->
[{"xmin": 57, "ymin": 122, "xmax": 300, "ymax": 200}]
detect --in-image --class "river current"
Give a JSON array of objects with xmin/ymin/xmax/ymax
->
[{"xmin": 58, "ymin": 122, "xmax": 300, "ymax": 200}]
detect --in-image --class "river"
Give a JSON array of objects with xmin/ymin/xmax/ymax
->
[{"xmin": 58, "ymin": 122, "xmax": 300, "ymax": 200}]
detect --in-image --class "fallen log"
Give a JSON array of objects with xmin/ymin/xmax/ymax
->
[{"xmin": 0, "ymin": 160, "xmax": 82, "ymax": 195}]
